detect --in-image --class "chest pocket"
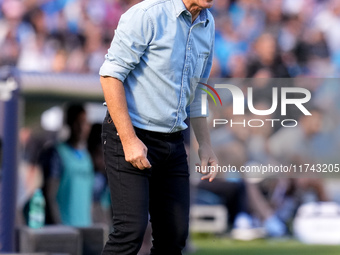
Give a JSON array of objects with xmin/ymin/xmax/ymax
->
[{"xmin": 193, "ymin": 53, "xmax": 209, "ymax": 79}]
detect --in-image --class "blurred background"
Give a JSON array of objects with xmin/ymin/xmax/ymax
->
[
  {"xmin": 1, "ymin": 0, "xmax": 340, "ymax": 254},
  {"xmin": 0, "ymin": 0, "xmax": 340, "ymax": 76}
]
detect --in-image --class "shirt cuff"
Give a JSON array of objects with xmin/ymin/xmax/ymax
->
[{"xmin": 99, "ymin": 60, "xmax": 128, "ymax": 83}]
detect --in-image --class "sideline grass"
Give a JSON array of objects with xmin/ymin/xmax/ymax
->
[{"xmin": 189, "ymin": 235, "xmax": 340, "ymax": 255}]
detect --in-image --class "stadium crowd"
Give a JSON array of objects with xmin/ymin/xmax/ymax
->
[{"xmin": 0, "ymin": 0, "xmax": 340, "ymax": 77}]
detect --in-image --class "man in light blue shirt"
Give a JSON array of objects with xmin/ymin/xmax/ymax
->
[{"xmin": 100, "ymin": 0, "xmax": 217, "ymax": 254}]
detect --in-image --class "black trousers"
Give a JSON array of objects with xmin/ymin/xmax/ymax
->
[{"xmin": 101, "ymin": 112, "xmax": 190, "ymax": 255}]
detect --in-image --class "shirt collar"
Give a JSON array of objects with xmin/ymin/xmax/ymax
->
[
  {"xmin": 172, "ymin": 0, "xmax": 187, "ymax": 17},
  {"xmin": 172, "ymin": 0, "xmax": 210, "ymax": 26},
  {"xmin": 199, "ymin": 9, "xmax": 209, "ymax": 26}
]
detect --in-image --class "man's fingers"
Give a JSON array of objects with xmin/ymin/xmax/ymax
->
[
  {"xmin": 141, "ymin": 157, "xmax": 152, "ymax": 169},
  {"xmin": 197, "ymin": 145, "xmax": 218, "ymax": 182},
  {"xmin": 196, "ymin": 162, "xmax": 209, "ymax": 174},
  {"xmin": 129, "ymin": 156, "xmax": 151, "ymax": 170},
  {"xmin": 209, "ymin": 171, "xmax": 218, "ymax": 182},
  {"xmin": 201, "ymin": 174, "xmax": 211, "ymax": 180},
  {"xmin": 201, "ymin": 171, "xmax": 217, "ymax": 182},
  {"xmin": 131, "ymin": 161, "xmax": 142, "ymax": 170},
  {"xmin": 199, "ymin": 159, "xmax": 209, "ymax": 174},
  {"xmin": 200, "ymin": 158, "xmax": 208, "ymax": 167},
  {"xmin": 123, "ymin": 137, "xmax": 151, "ymax": 170},
  {"xmin": 199, "ymin": 160, "xmax": 218, "ymax": 182}
]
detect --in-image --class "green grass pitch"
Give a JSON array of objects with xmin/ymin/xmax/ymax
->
[{"xmin": 189, "ymin": 235, "xmax": 340, "ymax": 255}]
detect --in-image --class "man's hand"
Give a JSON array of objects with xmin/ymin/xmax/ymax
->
[
  {"xmin": 191, "ymin": 117, "xmax": 218, "ymax": 182},
  {"xmin": 197, "ymin": 143, "xmax": 218, "ymax": 182},
  {"xmin": 101, "ymin": 76, "xmax": 151, "ymax": 170},
  {"xmin": 122, "ymin": 136, "xmax": 151, "ymax": 170}
]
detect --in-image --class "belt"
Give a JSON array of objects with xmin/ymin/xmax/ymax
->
[
  {"xmin": 134, "ymin": 126, "xmax": 182, "ymax": 139},
  {"xmin": 106, "ymin": 111, "xmax": 182, "ymax": 139}
]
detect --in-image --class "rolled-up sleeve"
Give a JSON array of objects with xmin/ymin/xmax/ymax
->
[{"xmin": 99, "ymin": 6, "xmax": 154, "ymax": 82}]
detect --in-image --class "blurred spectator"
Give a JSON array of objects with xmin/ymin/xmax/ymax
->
[
  {"xmin": 197, "ymin": 141, "xmax": 249, "ymax": 226},
  {"xmin": 247, "ymin": 101, "xmax": 276, "ymax": 163},
  {"xmin": 228, "ymin": 54, "xmax": 247, "ymax": 78},
  {"xmin": 247, "ymin": 33, "xmax": 290, "ymax": 77},
  {"xmin": 17, "ymin": 6, "xmax": 52, "ymax": 71},
  {"xmin": 214, "ymin": 15, "xmax": 248, "ymax": 77},
  {"xmin": 40, "ymin": 104, "xmax": 94, "ymax": 226},
  {"xmin": 19, "ymin": 127, "xmax": 45, "ymax": 225},
  {"xmin": 0, "ymin": 0, "xmax": 32, "ymax": 66},
  {"xmin": 313, "ymin": 0, "xmax": 340, "ymax": 57},
  {"xmin": 246, "ymin": 178, "xmax": 292, "ymax": 237},
  {"xmin": 265, "ymin": 107, "xmax": 329, "ymax": 219},
  {"xmin": 268, "ymin": 108, "xmax": 323, "ymax": 165}
]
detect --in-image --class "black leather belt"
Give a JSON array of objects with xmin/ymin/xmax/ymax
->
[
  {"xmin": 106, "ymin": 110, "xmax": 182, "ymax": 139},
  {"xmin": 134, "ymin": 126, "xmax": 182, "ymax": 139}
]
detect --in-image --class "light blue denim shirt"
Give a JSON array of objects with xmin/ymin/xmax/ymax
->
[{"xmin": 99, "ymin": 0, "xmax": 214, "ymax": 133}]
